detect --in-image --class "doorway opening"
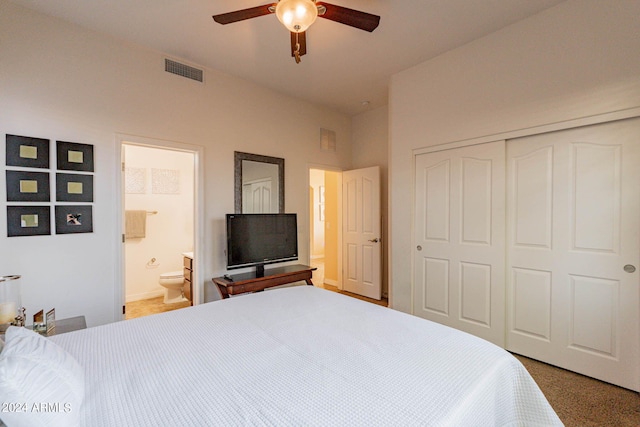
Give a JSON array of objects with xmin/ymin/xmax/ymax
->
[
  {"xmin": 309, "ymin": 168, "xmax": 341, "ymax": 291},
  {"xmin": 119, "ymin": 138, "xmax": 201, "ymax": 320},
  {"xmin": 309, "ymin": 165, "xmax": 387, "ymax": 306}
]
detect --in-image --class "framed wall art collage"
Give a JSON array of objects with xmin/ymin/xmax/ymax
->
[{"xmin": 5, "ymin": 134, "xmax": 94, "ymax": 237}]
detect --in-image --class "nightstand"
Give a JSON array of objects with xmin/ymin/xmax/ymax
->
[
  {"xmin": 34, "ymin": 315, "xmax": 87, "ymax": 336},
  {"xmin": 1, "ymin": 315, "xmax": 87, "ymax": 340}
]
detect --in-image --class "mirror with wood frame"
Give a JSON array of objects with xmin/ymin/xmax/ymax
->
[{"xmin": 234, "ymin": 151, "xmax": 284, "ymax": 214}]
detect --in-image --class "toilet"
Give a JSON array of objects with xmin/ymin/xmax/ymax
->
[{"xmin": 159, "ymin": 271, "xmax": 187, "ymax": 304}]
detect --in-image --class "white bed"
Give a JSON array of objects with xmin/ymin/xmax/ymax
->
[{"xmin": 1, "ymin": 286, "xmax": 562, "ymax": 426}]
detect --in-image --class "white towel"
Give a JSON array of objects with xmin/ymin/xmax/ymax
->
[{"xmin": 125, "ymin": 210, "xmax": 147, "ymax": 239}]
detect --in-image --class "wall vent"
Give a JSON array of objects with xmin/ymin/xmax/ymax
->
[
  {"xmin": 320, "ymin": 128, "xmax": 336, "ymax": 152},
  {"xmin": 165, "ymin": 58, "xmax": 204, "ymax": 83}
]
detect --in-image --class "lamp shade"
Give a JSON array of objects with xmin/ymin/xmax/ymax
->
[
  {"xmin": 275, "ymin": 0, "xmax": 318, "ymax": 33},
  {"xmin": 0, "ymin": 275, "xmax": 21, "ymax": 332}
]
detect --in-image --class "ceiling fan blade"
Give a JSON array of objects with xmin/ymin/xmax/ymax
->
[
  {"xmin": 317, "ymin": 2, "xmax": 380, "ymax": 32},
  {"xmin": 290, "ymin": 31, "xmax": 307, "ymax": 57},
  {"xmin": 212, "ymin": 4, "xmax": 276, "ymax": 25}
]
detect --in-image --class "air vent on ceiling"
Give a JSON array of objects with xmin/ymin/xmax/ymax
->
[
  {"xmin": 164, "ymin": 58, "xmax": 204, "ymax": 83},
  {"xmin": 320, "ymin": 128, "xmax": 336, "ymax": 152}
]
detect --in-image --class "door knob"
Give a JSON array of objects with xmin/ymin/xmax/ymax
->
[
  {"xmin": 417, "ymin": 245, "xmax": 422, "ymax": 251},
  {"xmin": 624, "ymin": 264, "xmax": 636, "ymax": 273},
  {"xmin": 368, "ymin": 238, "xmax": 380, "ymax": 243}
]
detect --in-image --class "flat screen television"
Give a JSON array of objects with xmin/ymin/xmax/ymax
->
[{"xmin": 226, "ymin": 213, "xmax": 298, "ymax": 277}]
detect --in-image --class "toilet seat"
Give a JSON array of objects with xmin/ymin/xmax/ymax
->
[
  {"xmin": 159, "ymin": 270, "xmax": 187, "ymax": 304},
  {"xmin": 160, "ymin": 271, "xmax": 183, "ymax": 279}
]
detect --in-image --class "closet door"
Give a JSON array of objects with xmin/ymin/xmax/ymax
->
[
  {"xmin": 507, "ymin": 118, "xmax": 640, "ymax": 391},
  {"xmin": 413, "ymin": 141, "xmax": 505, "ymax": 346}
]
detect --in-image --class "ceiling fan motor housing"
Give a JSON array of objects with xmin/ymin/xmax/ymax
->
[{"xmin": 275, "ymin": 0, "xmax": 319, "ymax": 33}]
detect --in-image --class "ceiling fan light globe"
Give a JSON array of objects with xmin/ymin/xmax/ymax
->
[{"xmin": 275, "ymin": 0, "xmax": 318, "ymax": 33}]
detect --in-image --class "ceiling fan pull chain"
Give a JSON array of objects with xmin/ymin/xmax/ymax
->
[{"xmin": 294, "ymin": 32, "xmax": 302, "ymax": 64}]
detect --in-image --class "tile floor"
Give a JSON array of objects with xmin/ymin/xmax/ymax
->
[{"xmin": 125, "ymin": 296, "xmax": 191, "ymax": 320}]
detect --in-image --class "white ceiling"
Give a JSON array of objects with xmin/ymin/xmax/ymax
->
[{"xmin": 9, "ymin": 0, "xmax": 566, "ymax": 116}]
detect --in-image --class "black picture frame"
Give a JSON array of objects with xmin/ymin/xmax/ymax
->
[
  {"xmin": 6, "ymin": 170, "xmax": 50, "ymax": 202},
  {"xmin": 56, "ymin": 141, "xmax": 94, "ymax": 172},
  {"xmin": 55, "ymin": 205, "xmax": 93, "ymax": 234},
  {"xmin": 7, "ymin": 206, "xmax": 51, "ymax": 237},
  {"xmin": 5, "ymin": 134, "xmax": 50, "ymax": 169},
  {"xmin": 56, "ymin": 173, "xmax": 93, "ymax": 202}
]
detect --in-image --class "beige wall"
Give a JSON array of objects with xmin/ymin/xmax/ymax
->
[
  {"xmin": 389, "ymin": 0, "xmax": 640, "ymax": 312},
  {"xmin": 0, "ymin": 1, "xmax": 352, "ymax": 326},
  {"xmin": 309, "ymin": 169, "xmax": 325, "ymax": 258}
]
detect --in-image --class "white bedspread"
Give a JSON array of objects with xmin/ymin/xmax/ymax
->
[{"xmin": 51, "ymin": 286, "xmax": 562, "ymax": 426}]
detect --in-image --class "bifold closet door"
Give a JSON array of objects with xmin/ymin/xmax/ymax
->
[
  {"xmin": 506, "ymin": 118, "xmax": 640, "ymax": 391},
  {"xmin": 413, "ymin": 141, "xmax": 505, "ymax": 347}
]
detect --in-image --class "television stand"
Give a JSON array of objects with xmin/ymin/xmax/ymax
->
[{"xmin": 213, "ymin": 264, "xmax": 316, "ymax": 299}]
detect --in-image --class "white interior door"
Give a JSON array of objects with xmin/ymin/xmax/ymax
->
[
  {"xmin": 506, "ymin": 118, "xmax": 640, "ymax": 391},
  {"xmin": 242, "ymin": 179, "xmax": 272, "ymax": 213},
  {"xmin": 413, "ymin": 141, "xmax": 505, "ymax": 346},
  {"xmin": 342, "ymin": 166, "xmax": 381, "ymax": 299}
]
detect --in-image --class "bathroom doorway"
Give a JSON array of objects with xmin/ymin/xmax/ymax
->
[{"xmin": 120, "ymin": 140, "xmax": 198, "ymax": 320}]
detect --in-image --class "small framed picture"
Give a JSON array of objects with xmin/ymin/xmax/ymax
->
[
  {"xmin": 5, "ymin": 134, "xmax": 50, "ymax": 169},
  {"xmin": 55, "ymin": 205, "xmax": 93, "ymax": 234},
  {"xmin": 56, "ymin": 173, "xmax": 93, "ymax": 202},
  {"xmin": 56, "ymin": 141, "xmax": 94, "ymax": 172},
  {"xmin": 5, "ymin": 170, "xmax": 50, "ymax": 202},
  {"xmin": 7, "ymin": 206, "xmax": 51, "ymax": 237},
  {"xmin": 33, "ymin": 309, "xmax": 46, "ymax": 334},
  {"xmin": 46, "ymin": 308, "xmax": 56, "ymax": 335}
]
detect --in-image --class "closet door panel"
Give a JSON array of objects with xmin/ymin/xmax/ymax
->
[
  {"xmin": 424, "ymin": 160, "xmax": 450, "ymax": 242},
  {"xmin": 507, "ymin": 118, "xmax": 640, "ymax": 391},
  {"xmin": 512, "ymin": 146, "xmax": 553, "ymax": 250},
  {"xmin": 511, "ymin": 267, "xmax": 552, "ymax": 342},
  {"xmin": 421, "ymin": 257, "xmax": 449, "ymax": 316},
  {"xmin": 568, "ymin": 275, "xmax": 618, "ymax": 357},
  {"xmin": 460, "ymin": 261, "xmax": 491, "ymax": 326},
  {"xmin": 571, "ymin": 143, "xmax": 620, "ymax": 253},
  {"xmin": 460, "ymin": 157, "xmax": 492, "ymax": 245},
  {"xmin": 414, "ymin": 141, "xmax": 505, "ymax": 346}
]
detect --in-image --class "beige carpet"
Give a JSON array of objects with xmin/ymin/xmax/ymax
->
[{"xmin": 514, "ymin": 354, "xmax": 640, "ymax": 426}]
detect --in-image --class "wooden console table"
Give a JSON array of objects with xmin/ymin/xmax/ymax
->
[{"xmin": 213, "ymin": 264, "xmax": 316, "ymax": 299}]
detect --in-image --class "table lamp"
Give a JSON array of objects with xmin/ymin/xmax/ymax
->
[{"xmin": 0, "ymin": 275, "xmax": 25, "ymax": 332}]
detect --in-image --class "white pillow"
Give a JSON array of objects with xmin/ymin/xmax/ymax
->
[{"xmin": 0, "ymin": 327, "xmax": 84, "ymax": 427}]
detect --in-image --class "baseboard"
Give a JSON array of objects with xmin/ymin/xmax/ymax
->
[
  {"xmin": 126, "ymin": 289, "xmax": 164, "ymax": 303},
  {"xmin": 323, "ymin": 278, "xmax": 338, "ymax": 287}
]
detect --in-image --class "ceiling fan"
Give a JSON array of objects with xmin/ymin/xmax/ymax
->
[{"xmin": 212, "ymin": 0, "xmax": 380, "ymax": 64}]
